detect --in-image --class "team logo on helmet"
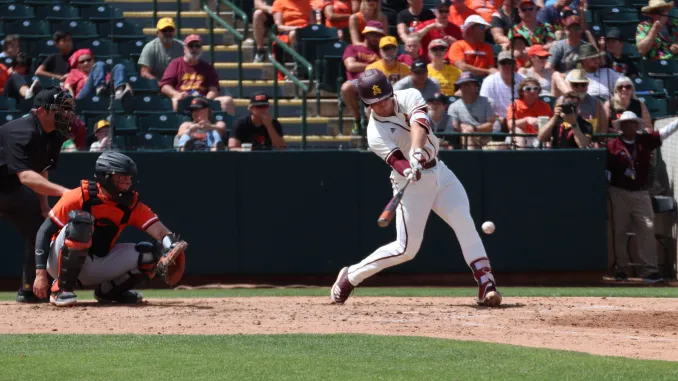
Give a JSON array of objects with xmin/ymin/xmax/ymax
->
[{"xmin": 372, "ymin": 85, "xmax": 382, "ymax": 96}]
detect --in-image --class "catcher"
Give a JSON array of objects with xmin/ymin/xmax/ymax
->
[{"xmin": 32, "ymin": 152, "xmax": 187, "ymax": 307}]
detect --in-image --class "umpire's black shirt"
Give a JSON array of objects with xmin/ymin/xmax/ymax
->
[{"xmin": 0, "ymin": 114, "xmax": 64, "ymax": 194}]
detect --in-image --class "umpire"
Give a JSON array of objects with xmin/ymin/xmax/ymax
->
[{"xmin": 0, "ymin": 87, "xmax": 75, "ymax": 303}]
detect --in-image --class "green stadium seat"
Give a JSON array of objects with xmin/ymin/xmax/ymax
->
[
  {"xmin": 587, "ymin": 0, "xmax": 626, "ymax": 9},
  {"xmin": 76, "ymin": 38, "xmax": 120, "ymax": 59},
  {"xmin": 33, "ymin": 75, "xmax": 61, "ymax": 89},
  {"xmin": 119, "ymin": 39, "xmax": 147, "ymax": 62},
  {"xmin": 104, "ymin": 57, "xmax": 137, "ymax": 74},
  {"xmin": 30, "ymin": 39, "xmax": 60, "ymax": 58},
  {"xmin": 632, "ymin": 76, "xmax": 666, "ymax": 97},
  {"xmin": 127, "ymin": 75, "xmax": 159, "ymax": 93},
  {"xmin": 640, "ymin": 59, "xmax": 678, "ymax": 78},
  {"xmin": 134, "ymin": 131, "xmax": 175, "ymax": 150},
  {"xmin": 37, "ymin": 4, "xmax": 80, "ymax": 22},
  {"xmin": 69, "ymin": 0, "xmax": 107, "ymax": 7},
  {"xmin": 0, "ymin": 4, "xmax": 36, "ymax": 21},
  {"xmin": 584, "ymin": 10, "xmax": 596, "ymax": 24},
  {"xmin": 315, "ymin": 41, "xmax": 347, "ymax": 94},
  {"xmin": 295, "ymin": 24, "xmax": 338, "ymax": 79},
  {"xmin": 598, "ymin": 7, "xmax": 639, "ymax": 24},
  {"xmin": 75, "ymin": 95, "xmax": 124, "ymax": 116},
  {"xmin": 212, "ymin": 111, "xmax": 233, "ymax": 130},
  {"xmin": 0, "ymin": 112, "xmax": 19, "ymax": 126},
  {"xmin": 3, "ymin": 20, "xmax": 50, "ymax": 39},
  {"xmin": 85, "ymin": 114, "xmax": 138, "ymax": 135},
  {"xmin": 603, "ymin": 23, "xmax": 637, "ymax": 43},
  {"xmin": 25, "ymin": 0, "xmax": 62, "ymax": 6},
  {"xmin": 51, "ymin": 20, "xmax": 99, "ymax": 40},
  {"xmin": 539, "ymin": 95, "xmax": 556, "ymax": 109},
  {"xmin": 622, "ymin": 43, "xmax": 640, "ymax": 62},
  {"xmin": 131, "ymin": 94, "xmax": 172, "ymax": 114},
  {"xmin": 637, "ymin": 96, "xmax": 668, "ymax": 119},
  {"xmin": 80, "ymin": 4, "xmax": 124, "ymax": 22},
  {"xmin": 104, "ymin": 20, "xmax": 145, "ymax": 42},
  {"xmin": 138, "ymin": 113, "xmax": 187, "ymax": 134},
  {"xmin": 0, "ymin": 97, "xmax": 17, "ymax": 111}
]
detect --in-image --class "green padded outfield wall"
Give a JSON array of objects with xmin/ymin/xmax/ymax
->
[{"xmin": 0, "ymin": 150, "xmax": 608, "ymax": 276}]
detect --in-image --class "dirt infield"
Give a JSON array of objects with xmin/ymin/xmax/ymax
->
[{"xmin": 2, "ymin": 296, "xmax": 677, "ymax": 361}]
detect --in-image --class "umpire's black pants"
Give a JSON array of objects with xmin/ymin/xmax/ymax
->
[{"xmin": 0, "ymin": 186, "xmax": 44, "ymax": 294}]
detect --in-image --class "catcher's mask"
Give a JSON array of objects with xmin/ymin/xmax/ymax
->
[
  {"xmin": 34, "ymin": 87, "xmax": 76, "ymax": 137},
  {"xmin": 94, "ymin": 152, "xmax": 138, "ymax": 206}
]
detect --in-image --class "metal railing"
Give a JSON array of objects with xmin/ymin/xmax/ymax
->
[
  {"xmin": 268, "ymin": 27, "xmax": 314, "ymax": 150},
  {"xmin": 436, "ymin": 132, "xmax": 621, "ymax": 150},
  {"xmin": 202, "ymin": 0, "xmax": 249, "ymax": 98},
  {"xmin": 152, "ymin": 0, "xmax": 183, "ymax": 39}
]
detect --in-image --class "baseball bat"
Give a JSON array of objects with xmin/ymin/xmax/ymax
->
[{"xmin": 377, "ymin": 177, "xmax": 412, "ymax": 228}]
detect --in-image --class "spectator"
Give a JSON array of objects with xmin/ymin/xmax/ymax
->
[
  {"xmin": 466, "ymin": 0, "xmax": 498, "ymax": 24},
  {"xmin": 604, "ymin": 28, "xmax": 640, "ymax": 78},
  {"xmin": 413, "ymin": 0, "xmax": 462, "ymax": 57},
  {"xmin": 518, "ymin": 44, "xmax": 553, "ymax": 96},
  {"xmin": 537, "ymin": 91, "xmax": 592, "ymax": 148},
  {"xmin": 271, "ymin": 0, "xmax": 314, "ymax": 48},
  {"xmin": 176, "ymin": 97, "xmax": 226, "ymax": 151},
  {"xmin": 397, "ymin": 35, "xmax": 424, "ymax": 66},
  {"xmin": 537, "ymin": 0, "xmax": 576, "ymax": 36},
  {"xmin": 64, "ymin": 49, "xmax": 131, "ymax": 100},
  {"xmin": 449, "ymin": 71, "xmax": 497, "ymax": 149},
  {"xmin": 349, "ymin": 0, "xmax": 389, "ymax": 45},
  {"xmin": 159, "ymin": 35, "xmax": 235, "ymax": 114},
  {"xmin": 506, "ymin": 77, "xmax": 553, "ymax": 148},
  {"xmin": 138, "ymin": 18, "xmax": 184, "ymax": 81},
  {"xmin": 636, "ymin": 0, "xmax": 678, "ymax": 60},
  {"xmin": 321, "ymin": 0, "xmax": 360, "ymax": 41},
  {"xmin": 548, "ymin": 15, "xmax": 585, "ymax": 73},
  {"xmin": 511, "ymin": 35, "xmax": 530, "ymax": 70},
  {"xmin": 253, "ymin": 0, "xmax": 275, "ymax": 62},
  {"xmin": 449, "ymin": 15, "xmax": 496, "ymax": 79},
  {"xmin": 366, "ymin": 36, "xmax": 411, "ymax": 84},
  {"xmin": 394, "ymin": 59, "xmax": 440, "ymax": 99},
  {"xmin": 381, "ymin": 0, "xmax": 409, "ymax": 27},
  {"xmin": 480, "ymin": 50, "xmax": 523, "ymax": 119},
  {"xmin": 558, "ymin": 69, "xmax": 607, "ymax": 134},
  {"xmin": 89, "ymin": 120, "xmax": 118, "ymax": 152},
  {"xmin": 576, "ymin": 44, "xmax": 621, "ymax": 101},
  {"xmin": 606, "ymin": 112, "xmax": 678, "ymax": 283},
  {"xmin": 603, "ymin": 76, "xmax": 652, "ymax": 133},
  {"xmin": 428, "ymin": 91, "xmax": 453, "ymax": 133},
  {"xmin": 490, "ymin": 0, "xmax": 520, "ymax": 48},
  {"xmin": 2, "ymin": 53, "xmax": 35, "ymax": 103},
  {"xmin": 35, "ymin": 32, "xmax": 73, "ymax": 82},
  {"xmin": 426, "ymin": 39, "xmax": 461, "ymax": 95},
  {"xmin": 508, "ymin": 0, "xmax": 556, "ymax": 50},
  {"xmin": 340, "ymin": 21, "xmax": 383, "ymax": 131},
  {"xmin": 0, "ymin": 35, "xmax": 20, "ymax": 65},
  {"xmin": 448, "ymin": 0, "xmax": 479, "ymax": 28},
  {"xmin": 397, "ymin": 0, "xmax": 435, "ymax": 42},
  {"xmin": 229, "ymin": 93, "xmax": 286, "ymax": 150}
]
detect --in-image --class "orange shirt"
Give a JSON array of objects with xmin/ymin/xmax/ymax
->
[
  {"xmin": 49, "ymin": 180, "xmax": 159, "ymax": 253},
  {"xmin": 321, "ymin": 0, "xmax": 353, "ymax": 29},
  {"xmin": 448, "ymin": 5, "xmax": 479, "ymax": 28},
  {"xmin": 447, "ymin": 40, "xmax": 494, "ymax": 69},
  {"xmin": 465, "ymin": 0, "xmax": 501, "ymax": 23},
  {"xmin": 271, "ymin": 0, "xmax": 314, "ymax": 27},
  {"xmin": 505, "ymin": 99, "xmax": 553, "ymax": 134}
]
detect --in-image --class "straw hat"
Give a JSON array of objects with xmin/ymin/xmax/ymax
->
[{"xmin": 641, "ymin": 0, "xmax": 674, "ymax": 13}]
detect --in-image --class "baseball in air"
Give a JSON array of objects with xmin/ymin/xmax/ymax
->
[{"xmin": 482, "ymin": 221, "xmax": 495, "ymax": 234}]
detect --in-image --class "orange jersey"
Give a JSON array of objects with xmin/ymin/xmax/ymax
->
[
  {"xmin": 506, "ymin": 99, "xmax": 553, "ymax": 134},
  {"xmin": 49, "ymin": 180, "xmax": 159, "ymax": 256}
]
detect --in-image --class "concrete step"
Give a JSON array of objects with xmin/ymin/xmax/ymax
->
[
  {"xmin": 219, "ymin": 80, "xmax": 337, "ymax": 98},
  {"xmin": 142, "ymin": 27, "xmax": 247, "ymax": 45},
  {"xmin": 232, "ymin": 98, "xmax": 351, "ymax": 118},
  {"xmin": 283, "ymin": 135, "xmax": 364, "ymax": 149},
  {"xmin": 106, "ymin": 0, "xmax": 193, "ymax": 12},
  {"xmin": 125, "ymin": 11, "xmax": 237, "ymax": 29},
  {"xmin": 275, "ymin": 117, "xmax": 356, "ymax": 136}
]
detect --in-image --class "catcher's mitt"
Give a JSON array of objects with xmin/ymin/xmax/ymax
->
[{"xmin": 156, "ymin": 240, "xmax": 187, "ymax": 285}]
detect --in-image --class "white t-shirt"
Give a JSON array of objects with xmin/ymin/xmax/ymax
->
[{"xmin": 479, "ymin": 72, "xmax": 524, "ymax": 118}]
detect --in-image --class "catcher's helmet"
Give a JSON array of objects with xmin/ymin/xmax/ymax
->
[
  {"xmin": 94, "ymin": 152, "xmax": 138, "ymax": 206},
  {"xmin": 357, "ymin": 69, "xmax": 393, "ymax": 105}
]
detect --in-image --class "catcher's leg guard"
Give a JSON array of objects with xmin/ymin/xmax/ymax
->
[
  {"xmin": 470, "ymin": 258, "xmax": 502, "ymax": 307},
  {"xmin": 93, "ymin": 242, "xmax": 159, "ymax": 304},
  {"xmin": 51, "ymin": 211, "xmax": 94, "ymax": 307}
]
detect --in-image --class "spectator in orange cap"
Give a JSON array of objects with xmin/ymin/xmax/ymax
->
[
  {"xmin": 349, "ymin": 0, "xmax": 389, "ymax": 45},
  {"xmin": 506, "ymin": 77, "xmax": 553, "ymax": 148},
  {"xmin": 271, "ymin": 0, "xmax": 314, "ymax": 47},
  {"xmin": 413, "ymin": 0, "xmax": 462, "ymax": 57},
  {"xmin": 519, "ymin": 44, "xmax": 553, "ymax": 96}
]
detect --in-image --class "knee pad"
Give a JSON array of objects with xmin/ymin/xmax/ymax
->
[
  {"xmin": 136, "ymin": 241, "xmax": 162, "ymax": 278},
  {"xmin": 98, "ymin": 269, "xmax": 147, "ymax": 298},
  {"xmin": 54, "ymin": 211, "xmax": 94, "ymax": 291}
]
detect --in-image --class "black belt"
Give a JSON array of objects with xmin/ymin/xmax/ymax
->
[{"xmin": 422, "ymin": 158, "xmax": 437, "ymax": 170}]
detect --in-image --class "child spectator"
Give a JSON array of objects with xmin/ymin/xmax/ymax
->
[
  {"xmin": 89, "ymin": 120, "xmax": 118, "ymax": 152},
  {"xmin": 397, "ymin": 35, "xmax": 425, "ymax": 66},
  {"xmin": 0, "ymin": 35, "xmax": 20, "ymax": 65},
  {"xmin": 2, "ymin": 53, "xmax": 35, "ymax": 103},
  {"xmin": 35, "ymin": 32, "xmax": 73, "ymax": 82}
]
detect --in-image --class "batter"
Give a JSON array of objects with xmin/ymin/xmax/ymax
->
[{"xmin": 331, "ymin": 69, "xmax": 501, "ymax": 307}]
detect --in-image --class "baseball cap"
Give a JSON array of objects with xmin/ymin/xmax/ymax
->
[
  {"xmin": 462, "ymin": 15, "xmax": 491, "ymax": 31},
  {"xmin": 33, "ymin": 86, "xmax": 73, "ymax": 109},
  {"xmin": 186, "ymin": 97, "xmax": 211, "ymax": 111},
  {"xmin": 605, "ymin": 27, "xmax": 623, "ymax": 41},
  {"xmin": 157, "ymin": 17, "xmax": 176, "ymax": 31},
  {"xmin": 184, "ymin": 34, "xmax": 202, "ymax": 45},
  {"xmin": 427, "ymin": 92, "xmax": 449, "ymax": 104},
  {"xmin": 563, "ymin": 15, "xmax": 581, "ymax": 28},
  {"xmin": 250, "ymin": 92, "xmax": 271, "ymax": 106},
  {"xmin": 95, "ymin": 119, "xmax": 110, "ymax": 131},
  {"xmin": 429, "ymin": 39, "xmax": 449, "ymax": 49},
  {"xmin": 519, "ymin": 0, "xmax": 536, "ymax": 7},
  {"xmin": 454, "ymin": 71, "xmax": 479, "ymax": 86},
  {"xmin": 565, "ymin": 69, "xmax": 590, "ymax": 83},
  {"xmin": 379, "ymin": 36, "xmax": 398, "ymax": 49},
  {"xmin": 410, "ymin": 59, "xmax": 428, "ymax": 73},
  {"xmin": 527, "ymin": 44, "xmax": 550, "ymax": 57},
  {"xmin": 497, "ymin": 50, "xmax": 514, "ymax": 63},
  {"xmin": 362, "ymin": 20, "xmax": 385, "ymax": 35},
  {"xmin": 436, "ymin": 0, "xmax": 452, "ymax": 9}
]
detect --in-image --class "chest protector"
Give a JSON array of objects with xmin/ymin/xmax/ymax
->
[{"xmin": 80, "ymin": 180, "xmax": 135, "ymax": 257}]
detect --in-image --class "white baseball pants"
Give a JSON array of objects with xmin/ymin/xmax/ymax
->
[
  {"xmin": 347, "ymin": 160, "xmax": 488, "ymax": 285},
  {"xmin": 47, "ymin": 227, "xmax": 140, "ymax": 286}
]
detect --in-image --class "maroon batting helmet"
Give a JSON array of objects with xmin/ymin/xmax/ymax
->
[{"xmin": 357, "ymin": 69, "xmax": 393, "ymax": 105}]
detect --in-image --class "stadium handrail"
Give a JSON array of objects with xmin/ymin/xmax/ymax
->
[
  {"xmin": 152, "ymin": 0, "xmax": 183, "ymax": 39},
  {"xmin": 436, "ymin": 132, "xmax": 621, "ymax": 150},
  {"xmin": 268, "ymin": 27, "xmax": 314, "ymax": 150},
  {"xmin": 202, "ymin": 0, "xmax": 249, "ymax": 98}
]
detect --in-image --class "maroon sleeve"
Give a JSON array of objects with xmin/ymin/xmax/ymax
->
[
  {"xmin": 448, "ymin": 24, "xmax": 462, "ymax": 40},
  {"xmin": 385, "ymin": 149, "xmax": 411, "ymax": 177},
  {"xmin": 649, "ymin": 131, "xmax": 662, "ymax": 149},
  {"xmin": 204, "ymin": 62, "xmax": 220, "ymax": 90},
  {"xmin": 158, "ymin": 58, "xmax": 179, "ymax": 89},
  {"xmin": 342, "ymin": 45, "xmax": 356, "ymax": 62}
]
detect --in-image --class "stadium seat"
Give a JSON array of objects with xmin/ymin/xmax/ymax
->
[
  {"xmin": 316, "ymin": 41, "xmax": 347, "ymax": 94},
  {"xmin": 212, "ymin": 111, "xmax": 233, "ymax": 130},
  {"xmin": 0, "ymin": 112, "xmax": 19, "ymax": 127},
  {"xmin": 106, "ymin": 58, "xmax": 137, "ymax": 74},
  {"xmin": 0, "ymin": 97, "xmax": 17, "ymax": 111},
  {"xmin": 0, "ymin": 4, "xmax": 36, "ymax": 21},
  {"xmin": 539, "ymin": 95, "xmax": 556, "ymax": 109},
  {"xmin": 51, "ymin": 20, "xmax": 99, "ymax": 40},
  {"xmin": 127, "ymin": 75, "xmax": 159, "ymax": 93},
  {"xmin": 37, "ymin": 4, "xmax": 80, "ymax": 22},
  {"xmin": 640, "ymin": 59, "xmax": 678, "ymax": 78},
  {"xmin": 87, "ymin": 114, "xmax": 138, "ymax": 135},
  {"xmin": 3, "ymin": 20, "xmax": 50, "ymax": 39},
  {"xmin": 134, "ymin": 131, "xmax": 175, "ymax": 149},
  {"xmin": 30, "ymin": 39, "xmax": 60, "ymax": 58},
  {"xmin": 69, "ymin": 0, "xmax": 107, "ymax": 6},
  {"xmin": 131, "ymin": 94, "xmax": 172, "ymax": 114},
  {"xmin": 638, "ymin": 96, "xmax": 668, "ymax": 119},
  {"xmin": 79, "ymin": 4, "xmax": 124, "ymax": 22},
  {"xmin": 584, "ymin": 10, "xmax": 596, "ymax": 24},
  {"xmin": 119, "ymin": 39, "xmax": 147, "ymax": 63},
  {"xmin": 138, "ymin": 113, "xmax": 187, "ymax": 134},
  {"xmin": 602, "ymin": 23, "xmax": 637, "ymax": 44},
  {"xmin": 598, "ymin": 7, "xmax": 639, "ymax": 24},
  {"xmin": 76, "ymin": 38, "xmax": 120, "ymax": 59},
  {"xmin": 104, "ymin": 20, "xmax": 145, "ymax": 42},
  {"xmin": 33, "ymin": 75, "xmax": 61, "ymax": 88},
  {"xmin": 622, "ymin": 43, "xmax": 640, "ymax": 62},
  {"xmin": 75, "ymin": 94, "xmax": 124, "ymax": 116},
  {"xmin": 632, "ymin": 76, "xmax": 666, "ymax": 97},
  {"xmin": 587, "ymin": 0, "xmax": 626, "ymax": 9},
  {"xmin": 295, "ymin": 24, "xmax": 338, "ymax": 79}
]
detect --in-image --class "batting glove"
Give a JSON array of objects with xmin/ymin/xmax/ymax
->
[{"xmin": 403, "ymin": 167, "xmax": 421, "ymax": 182}]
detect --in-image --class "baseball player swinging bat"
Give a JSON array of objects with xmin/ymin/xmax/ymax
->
[{"xmin": 377, "ymin": 174, "xmax": 414, "ymax": 228}]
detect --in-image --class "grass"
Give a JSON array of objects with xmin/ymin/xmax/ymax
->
[
  {"xmin": 2, "ymin": 286, "xmax": 677, "ymax": 300},
  {"xmin": 0, "ymin": 334, "xmax": 676, "ymax": 381}
]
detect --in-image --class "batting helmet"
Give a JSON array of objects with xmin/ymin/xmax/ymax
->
[
  {"xmin": 94, "ymin": 152, "xmax": 138, "ymax": 206},
  {"xmin": 357, "ymin": 69, "xmax": 393, "ymax": 105}
]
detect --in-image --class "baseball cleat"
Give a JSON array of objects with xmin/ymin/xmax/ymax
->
[
  {"xmin": 50, "ymin": 290, "xmax": 78, "ymax": 307},
  {"xmin": 16, "ymin": 290, "xmax": 48, "ymax": 304},
  {"xmin": 94, "ymin": 288, "xmax": 143, "ymax": 304},
  {"xmin": 476, "ymin": 282, "xmax": 502, "ymax": 307},
  {"xmin": 331, "ymin": 267, "xmax": 354, "ymax": 304}
]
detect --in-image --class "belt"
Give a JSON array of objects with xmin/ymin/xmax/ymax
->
[{"xmin": 422, "ymin": 158, "xmax": 437, "ymax": 170}]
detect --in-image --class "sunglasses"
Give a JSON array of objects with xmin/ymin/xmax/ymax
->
[
  {"xmin": 520, "ymin": 7, "xmax": 535, "ymax": 12},
  {"xmin": 382, "ymin": 46, "xmax": 397, "ymax": 51},
  {"xmin": 78, "ymin": 58, "xmax": 92, "ymax": 64},
  {"xmin": 617, "ymin": 84, "xmax": 633, "ymax": 91},
  {"xmin": 253, "ymin": 104, "xmax": 270, "ymax": 109},
  {"xmin": 499, "ymin": 59, "xmax": 514, "ymax": 65},
  {"xmin": 536, "ymin": 55, "xmax": 549, "ymax": 60},
  {"xmin": 438, "ymin": 8, "xmax": 450, "ymax": 13},
  {"xmin": 522, "ymin": 86, "xmax": 540, "ymax": 92},
  {"xmin": 430, "ymin": 46, "xmax": 447, "ymax": 52},
  {"xmin": 188, "ymin": 43, "xmax": 202, "ymax": 49},
  {"xmin": 571, "ymin": 82, "xmax": 588, "ymax": 88}
]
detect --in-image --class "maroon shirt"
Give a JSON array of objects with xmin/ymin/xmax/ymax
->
[
  {"xmin": 606, "ymin": 132, "xmax": 661, "ymax": 191},
  {"xmin": 342, "ymin": 44, "xmax": 379, "ymax": 81},
  {"xmin": 159, "ymin": 57, "xmax": 219, "ymax": 96}
]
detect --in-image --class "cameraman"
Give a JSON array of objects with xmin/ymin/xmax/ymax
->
[{"xmin": 538, "ymin": 91, "xmax": 592, "ymax": 149}]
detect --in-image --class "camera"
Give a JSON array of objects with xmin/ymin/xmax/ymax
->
[{"xmin": 560, "ymin": 102, "xmax": 577, "ymax": 115}]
